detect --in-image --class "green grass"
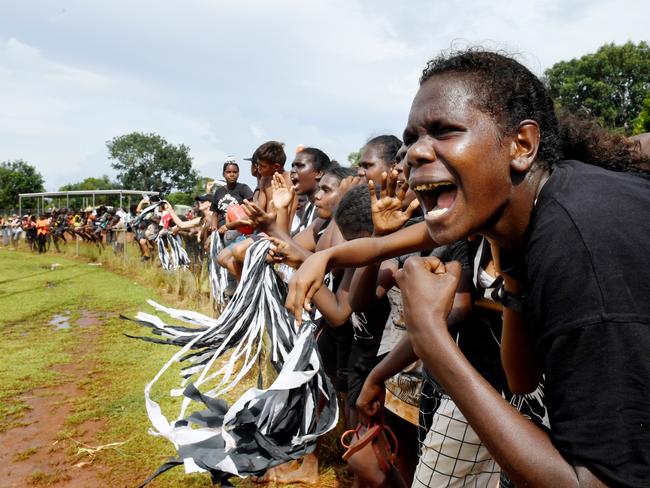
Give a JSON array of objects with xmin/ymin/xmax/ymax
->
[
  {"xmin": 0, "ymin": 247, "xmax": 216, "ymax": 486},
  {"xmin": 0, "ymin": 245, "xmax": 346, "ymax": 487}
]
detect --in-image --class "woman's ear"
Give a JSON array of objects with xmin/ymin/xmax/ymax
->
[{"xmin": 510, "ymin": 120, "xmax": 541, "ymax": 173}]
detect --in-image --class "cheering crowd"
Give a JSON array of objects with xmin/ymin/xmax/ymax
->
[
  {"xmin": 215, "ymin": 50, "xmax": 649, "ymax": 488},
  {"xmin": 7, "ymin": 49, "xmax": 650, "ymax": 488}
]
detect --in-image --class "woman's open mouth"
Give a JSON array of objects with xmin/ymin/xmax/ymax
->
[{"xmin": 413, "ymin": 181, "xmax": 458, "ymax": 219}]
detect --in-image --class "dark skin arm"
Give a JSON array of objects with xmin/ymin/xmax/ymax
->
[
  {"xmin": 310, "ymin": 268, "xmax": 355, "ymax": 327},
  {"xmin": 348, "ymin": 260, "xmax": 397, "ymax": 313},
  {"xmin": 396, "ymin": 256, "xmax": 605, "ymax": 488},
  {"xmin": 500, "ymin": 272, "xmax": 543, "ymax": 394},
  {"xmin": 286, "ymin": 220, "xmax": 434, "ymax": 321},
  {"xmin": 488, "ymin": 239, "xmax": 543, "ymax": 394},
  {"xmin": 357, "ymin": 277, "xmax": 472, "ymax": 419},
  {"xmin": 287, "ymin": 171, "xmax": 427, "ymax": 321}
]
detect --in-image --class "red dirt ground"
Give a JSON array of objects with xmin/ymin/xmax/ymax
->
[{"xmin": 0, "ymin": 327, "xmax": 108, "ymax": 487}]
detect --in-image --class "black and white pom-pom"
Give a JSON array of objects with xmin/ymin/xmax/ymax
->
[
  {"xmin": 133, "ymin": 201, "xmax": 165, "ymax": 226},
  {"xmin": 125, "ymin": 239, "xmax": 338, "ymax": 485},
  {"xmin": 208, "ymin": 232, "xmax": 229, "ymax": 311},
  {"xmin": 156, "ymin": 232, "xmax": 191, "ymax": 270}
]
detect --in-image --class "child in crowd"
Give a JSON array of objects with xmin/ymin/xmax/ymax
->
[{"xmin": 216, "ymin": 141, "xmax": 290, "ymax": 281}]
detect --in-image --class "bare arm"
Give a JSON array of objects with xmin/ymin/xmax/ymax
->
[
  {"xmin": 136, "ymin": 198, "xmax": 149, "ymax": 213},
  {"xmin": 396, "ymin": 256, "xmax": 600, "ymax": 488},
  {"xmin": 286, "ymin": 221, "xmax": 435, "ymax": 320},
  {"xmin": 310, "ymin": 268, "xmax": 354, "ymax": 327},
  {"xmin": 348, "ymin": 260, "xmax": 397, "ymax": 312},
  {"xmin": 500, "ymin": 273, "xmax": 543, "ymax": 394},
  {"xmin": 165, "ymin": 204, "xmax": 202, "ymax": 230},
  {"xmin": 490, "ymin": 240, "xmax": 543, "ymax": 394}
]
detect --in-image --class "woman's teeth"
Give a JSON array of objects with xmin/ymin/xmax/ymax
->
[
  {"xmin": 412, "ymin": 181, "xmax": 453, "ymax": 192},
  {"xmin": 427, "ymin": 207, "xmax": 449, "ymax": 218}
]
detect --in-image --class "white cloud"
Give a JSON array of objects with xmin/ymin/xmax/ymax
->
[{"xmin": 0, "ymin": 0, "xmax": 647, "ymax": 192}]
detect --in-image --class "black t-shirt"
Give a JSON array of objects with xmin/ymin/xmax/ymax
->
[
  {"xmin": 526, "ymin": 160, "xmax": 650, "ymax": 487},
  {"xmin": 350, "ymin": 294, "xmax": 391, "ymax": 352},
  {"xmin": 210, "ymin": 183, "xmax": 254, "ymax": 227}
]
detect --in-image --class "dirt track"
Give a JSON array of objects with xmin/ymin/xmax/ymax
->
[{"xmin": 0, "ymin": 321, "xmax": 108, "ymax": 487}]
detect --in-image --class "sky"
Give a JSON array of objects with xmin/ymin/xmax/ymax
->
[{"xmin": 1, "ymin": 0, "xmax": 648, "ymax": 191}]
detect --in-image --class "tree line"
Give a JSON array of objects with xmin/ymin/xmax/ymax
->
[{"xmin": 2, "ymin": 41, "xmax": 649, "ymax": 212}]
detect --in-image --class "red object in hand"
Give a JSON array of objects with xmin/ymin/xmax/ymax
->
[{"xmin": 226, "ymin": 204, "xmax": 254, "ymax": 235}]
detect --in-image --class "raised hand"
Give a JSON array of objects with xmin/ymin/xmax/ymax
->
[
  {"xmin": 369, "ymin": 170, "xmax": 420, "ymax": 236},
  {"xmin": 271, "ymin": 172, "xmax": 295, "ymax": 210},
  {"xmin": 242, "ymin": 199, "xmax": 275, "ymax": 232}
]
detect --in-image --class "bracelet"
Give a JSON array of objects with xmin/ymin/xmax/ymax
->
[{"xmin": 499, "ymin": 287, "xmax": 527, "ymax": 314}]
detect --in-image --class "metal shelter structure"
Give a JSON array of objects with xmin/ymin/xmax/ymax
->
[{"xmin": 18, "ymin": 189, "xmax": 159, "ymax": 216}]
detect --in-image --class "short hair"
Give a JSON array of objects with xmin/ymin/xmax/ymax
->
[
  {"xmin": 223, "ymin": 161, "xmax": 239, "ymax": 173},
  {"xmin": 334, "ymin": 185, "xmax": 373, "ymax": 240},
  {"xmin": 365, "ymin": 135, "xmax": 403, "ymax": 165},
  {"xmin": 300, "ymin": 147, "xmax": 332, "ymax": 172},
  {"xmin": 323, "ymin": 165, "xmax": 357, "ymax": 182},
  {"xmin": 253, "ymin": 141, "xmax": 287, "ymax": 167}
]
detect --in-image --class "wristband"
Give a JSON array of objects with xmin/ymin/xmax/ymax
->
[{"xmin": 499, "ymin": 287, "xmax": 527, "ymax": 314}]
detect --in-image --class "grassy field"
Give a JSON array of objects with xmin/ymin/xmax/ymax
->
[{"xmin": 0, "ymin": 244, "xmax": 346, "ymax": 487}]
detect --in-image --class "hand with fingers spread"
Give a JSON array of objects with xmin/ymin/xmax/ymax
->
[
  {"xmin": 242, "ymin": 199, "xmax": 275, "ymax": 232},
  {"xmin": 286, "ymin": 250, "xmax": 331, "ymax": 324},
  {"xmin": 271, "ymin": 172, "xmax": 295, "ymax": 210},
  {"xmin": 266, "ymin": 236, "xmax": 310, "ymax": 269},
  {"xmin": 369, "ymin": 170, "xmax": 420, "ymax": 236},
  {"xmin": 394, "ymin": 256, "xmax": 461, "ymax": 342}
]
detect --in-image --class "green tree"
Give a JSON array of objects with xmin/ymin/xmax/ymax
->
[
  {"xmin": 58, "ymin": 175, "xmax": 121, "ymax": 208},
  {"xmin": 59, "ymin": 175, "xmax": 120, "ymax": 192},
  {"xmin": 165, "ymin": 192, "xmax": 195, "ymax": 206},
  {"xmin": 347, "ymin": 150, "xmax": 361, "ymax": 167},
  {"xmin": 545, "ymin": 41, "xmax": 650, "ymax": 133},
  {"xmin": 106, "ymin": 132, "xmax": 198, "ymax": 192},
  {"xmin": 0, "ymin": 159, "xmax": 45, "ymax": 210},
  {"xmin": 163, "ymin": 176, "xmax": 213, "ymax": 206},
  {"xmin": 632, "ymin": 96, "xmax": 650, "ymax": 135}
]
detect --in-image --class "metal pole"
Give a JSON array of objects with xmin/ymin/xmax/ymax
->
[
  {"xmin": 19, "ymin": 196, "xmax": 21, "ymax": 216},
  {"xmin": 67, "ymin": 194, "xmax": 69, "ymax": 209},
  {"xmin": 119, "ymin": 191, "xmax": 123, "ymax": 210},
  {"xmin": 93, "ymin": 193, "xmax": 95, "ymax": 208}
]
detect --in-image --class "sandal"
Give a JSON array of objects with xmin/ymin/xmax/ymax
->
[{"xmin": 340, "ymin": 422, "xmax": 401, "ymax": 486}]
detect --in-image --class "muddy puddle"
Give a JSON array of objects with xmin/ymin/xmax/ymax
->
[
  {"xmin": 49, "ymin": 313, "xmax": 71, "ymax": 330},
  {"xmin": 49, "ymin": 311, "xmax": 111, "ymax": 330}
]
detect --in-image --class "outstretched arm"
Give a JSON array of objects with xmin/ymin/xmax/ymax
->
[
  {"xmin": 164, "ymin": 203, "xmax": 202, "ymax": 230},
  {"xmin": 286, "ymin": 220, "xmax": 434, "ymax": 320}
]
